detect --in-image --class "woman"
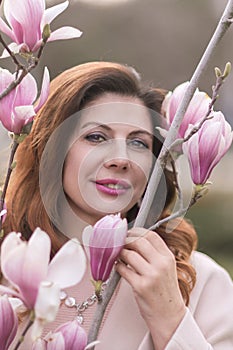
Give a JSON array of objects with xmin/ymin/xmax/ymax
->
[{"xmin": 4, "ymin": 61, "xmax": 233, "ymax": 349}]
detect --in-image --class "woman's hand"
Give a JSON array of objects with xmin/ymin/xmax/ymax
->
[{"xmin": 115, "ymin": 227, "xmax": 186, "ymax": 350}]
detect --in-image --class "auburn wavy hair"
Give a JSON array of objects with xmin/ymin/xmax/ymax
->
[{"xmin": 3, "ymin": 61, "xmax": 197, "ymax": 304}]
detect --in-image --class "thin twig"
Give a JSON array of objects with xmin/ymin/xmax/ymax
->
[
  {"xmin": 0, "ymin": 34, "xmax": 24, "ymax": 69},
  {"xmin": 13, "ymin": 316, "xmax": 34, "ymax": 350},
  {"xmin": 87, "ymin": 272, "xmax": 121, "ymax": 344},
  {"xmin": 0, "ymin": 37, "xmax": 48, "ymax": 101},
  {"xmin": 149, "ymin": 184, "xmax": 210, "ymax": 230}
]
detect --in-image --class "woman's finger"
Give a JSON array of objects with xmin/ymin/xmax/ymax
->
[{"xmin": 119, "ymin": 248, "xmax": 151, "ymax": 275}]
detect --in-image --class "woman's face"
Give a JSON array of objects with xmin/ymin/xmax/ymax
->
[{"xmin": 63, "ymin": 93, "xmax": 154, "ymax": 225}]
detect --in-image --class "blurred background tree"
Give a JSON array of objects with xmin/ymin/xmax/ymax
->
[{"xmin": 0, "ymin": 0, "xmax": 232, "ymax": 275}]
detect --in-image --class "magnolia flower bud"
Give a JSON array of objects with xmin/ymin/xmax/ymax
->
[
  {"xmin": 83, "ymin": 214, "xmax": 128, "ymax": 295},
  {"xmin": 162, "ymin": 81, "xmax": 211, "ymax": 138},
  {"xmin": 183, "ymin": 111, "xmax": 233, "ymax": 185}
]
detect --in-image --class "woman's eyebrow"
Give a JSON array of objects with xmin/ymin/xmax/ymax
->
[
  {"xmin": 129, "ymin": 130, "xmax": 153, "ymax": 139},
  {"xmin": 80, "ymin": 122, "xmax": 111, "ymax": 130}
]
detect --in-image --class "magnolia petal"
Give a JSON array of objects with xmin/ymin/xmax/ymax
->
[
  {"xmin": 48, "ymin": 27, "xmax": 83, "ymax": 42},
  {"xmin": 161, "ymin": 90, "xmax": 172, "ymax": 115},
  {"xmin": 2, "ymin": 228, "xmax": 51, "ymax": 307},
  {"xmin": 168, "ymin": 81, "xmax": 189, "ymax": 125},
  {"xmin": 55, "ymin": 320, "xmax": 88, "ymax": 350},
  {"xmin": 14, "ymin": 73, "xmax": 38, "ymax": 106},
  {"xmin": 31, "ymin": 338, "xmax": 47, "ymax": 350},
  {"xmin": 34, "ymin": 67, "xmax": 50, "ymax": 113},
  {"xmin": 0, "ymin": 43, "xmax": 21, "ymax": 58},
  {"xmin": 32, "ymin": 282, "xmax": 60, "ymax": 341},
  {"xmin": 0, "ymin": 17, "xmax": 15, "ymax": 41},
  {"xmin": 47, "ymin": 238, "xmax": 86, "ymax": 288},
  {"xmin": 179, "ymin": 92, "xmax": 210, "ymax": 138},
  {"xmin": 0, "ymin": 209, "xmax": 7, "ymax": 223},
  {"xmin": 0, "ymin": 295, "xmax": 18, "ymax": 350},
  {"xmin": 212, "ymin": 111, "xmax": 233, "ymax": 151},
  {"xmin": 0, "ymin": 69, "xmax": 15, "ymax": 124},
  {"xmin": 13, "ymin": 105, "xmax": 35, "ymax": 133},
  {"xmin": 8, "ymin": 297, "xmax": 24, "ymax": 310},
  {"xmin": 14, "ymin": 105, "xmax": 35, "ymax": 119},
  {"xmin": 46, "ymin": 332, "xmax": 65, "ymax": 350},
  {"xmin": 5, "ymin": 0, "xmax": 44, "ymax": 50},
  {"xmin": 95, "ymin": 225, "xmax": 126, "ymax": 281},
  {"xmin": 34, "ymin": 281, "xmax": 60, "ymax": 325},
  {"xmin": 1, "ymin": 242, "xmax": 28, "ymax": 288},
  {"xmin": 82, "ymin": 225, "xmax": 93, "ymax": 259},
  {"xmin": 183, "ymin": 132, "xmax": 201, "ymax": 184},
  {"xmin": 4, "ymin": 10, "xmax": 24, "ymax": 45},
  {"xmin": 0, "ymin": 232, "xmax": 22, "ymax": 264},
  {"xmin": 43, "ymin": 1, "xmax": 69, "ymax": 26},
  {"xmin": 0, "ymin": 285, "xmax": 21, "ymax": 299},
  {"xmin": 114, "ymin": 218, "xmax": 128, "ymax": 244},
  {"xmin": 23, "ymin": 227, "xmax": 51, "ymax": 283},
  {"xmin": 87, "ymin": 215, "xmax": 127, "ymax": 281}
]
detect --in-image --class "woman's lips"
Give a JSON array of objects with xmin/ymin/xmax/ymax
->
[{"xmin": 95, "ymin": 179, "xmax": 131, "ymax": 196}]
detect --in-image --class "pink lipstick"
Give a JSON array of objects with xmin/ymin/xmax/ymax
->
[{"xmin": 95, "ymin": 178, "xmax": 130, "ymax": 196}]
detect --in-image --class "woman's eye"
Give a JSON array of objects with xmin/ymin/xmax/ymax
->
[
  {"xmin": 85, "ymin": 133, "xmax": 107, "ymax": 143},
  {"xmin": 127, "ymin": 139, "xmax": 149, "ymax": 149}
]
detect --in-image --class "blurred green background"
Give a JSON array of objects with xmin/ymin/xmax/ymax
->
[{"xmin": 0, "ymin": 0, "xmax": 233, "ymax": 276}]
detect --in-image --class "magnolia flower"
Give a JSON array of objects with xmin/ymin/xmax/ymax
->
[
  {"xmin": 163, "ymin": 81, "xmax": 211, "ymax": 138},
  {"xmin": 0, "ymin": 295, "xmax": 18, "ymax": 350},
  {"xmin": 0, "ymin": 0, "xmax": 82, "ymax": 56},
  {"xmin": 182, "ymin": 111, "xmax": 233, "ymax": 185},
  {"xmin": 0, "ymin": 227, "xmax": 86, "ymax": 308},
  {"xmin": 0, "ymin": 67, "xmax": 50, "ymax": 134},
  {"xmin": 33, "ymin": 327, "xmax": 98, "ymax": 350},
  {"xmin": 83, "ymin": 214, "xmax": 128, "ymax": 285}
]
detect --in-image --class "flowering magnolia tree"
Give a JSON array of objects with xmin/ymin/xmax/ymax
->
[{"xmin": 0, "ymin": 0, "xmax": 233, "ymax": 349}]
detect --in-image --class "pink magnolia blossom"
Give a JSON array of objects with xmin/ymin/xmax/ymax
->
[
  {"xmin": 33, "ymin": 327, "xmax": 98, "ymax": 350},
  {"xmin": 0, "ymin": 295, "xmax": 18, "ymax": 350},
  {"xmin": 182, "ymin": 111, "xmax": 233, "ymax": 185},
  {"xmin": 83, "ymin": 214, "xmax": 128, "ymax": 282},
  {"xmin": 0, "ymin": 227, "xmax": 86, "ymax": 309},
  {"xmin": 0, "ymin": 0, "xmax": 82, "ymax": 55},
  {"xmin": 0, "ymin": 67, "xmax": 50, "ymax": 134},
  {"xmin": 163, "ymin": 81, "xmax": 211, "ymax": 138}
]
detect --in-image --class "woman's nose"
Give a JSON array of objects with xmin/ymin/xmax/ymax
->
[{"xmin": 103, "ymin": 139, "xmax": 131, "ymax": 170}]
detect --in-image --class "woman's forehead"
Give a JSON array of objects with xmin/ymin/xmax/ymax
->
[{"xmin": 79, "ymin": 101, "xmax": 152, "ymax": 132}]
